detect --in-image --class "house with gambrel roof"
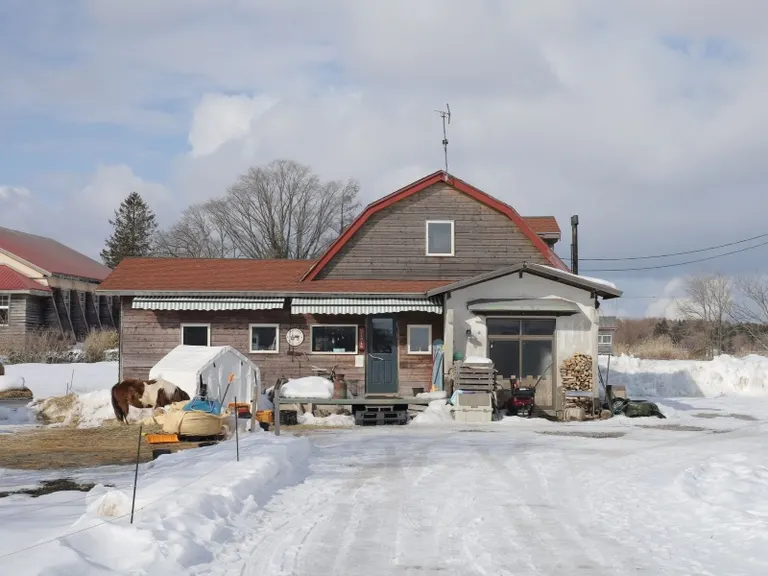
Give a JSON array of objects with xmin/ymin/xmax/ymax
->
[{"xmin": 98, "ymin": 171, "xmax": 621, "ymax": 415}]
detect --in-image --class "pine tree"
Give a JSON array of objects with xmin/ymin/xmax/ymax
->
[
  {"xmin": 100, "ymin": 192, "xmax": 158, "ymax": 268},
  {"xmin": 653, "ymin": 319, "xmax": 670, "ymax": 338}
]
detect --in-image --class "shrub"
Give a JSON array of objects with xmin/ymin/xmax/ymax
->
[
  {"xmin": 0, "ymin": 329, "xmax": 73, "ymax": 364},
  {"xmin": 83, "ymin": 329, "xmax": 120, "ymax": 363},
  {"xmin": 614, "ymin": 335, "xmax": 692, "ymax": 360}
]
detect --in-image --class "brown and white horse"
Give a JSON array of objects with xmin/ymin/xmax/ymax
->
[{"xmin": 110, "ymin": 378, "xmax": 190, "ymax": 424}]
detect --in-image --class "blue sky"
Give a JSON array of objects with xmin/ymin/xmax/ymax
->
[{"xmin": 2, "ymin": 0, "xmax": 768, "ymax": 318}]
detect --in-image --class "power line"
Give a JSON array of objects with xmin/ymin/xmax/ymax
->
[
  {"xmin": 581, "ymin": 237, "xmax": 768, "ymax": 273},
  {"xmin": 558, "ymin": 231, "xmax": 768, "ymax": 263}
]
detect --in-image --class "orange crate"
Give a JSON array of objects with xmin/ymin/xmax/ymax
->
[
  {"xmin": 255, "ymin": 410, "xmax": 273, "ymax": 423},
  {"xmin": 145, "ymin": 433, "xmax": 179, "ymax": 444}
]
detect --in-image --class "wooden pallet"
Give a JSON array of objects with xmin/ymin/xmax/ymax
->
[{"xmin": 454, "ymin": 361, "xmax": 495, "ymax": 392}]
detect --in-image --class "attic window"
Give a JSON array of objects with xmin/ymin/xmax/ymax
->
[{"xmin": 426, "ymin": 220, "xmax": 454, "ymax": 256}]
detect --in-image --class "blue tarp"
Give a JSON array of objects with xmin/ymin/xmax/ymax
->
[{"xmin": 183, "ymin": 397, "xmax": 223, "ymax": 414}]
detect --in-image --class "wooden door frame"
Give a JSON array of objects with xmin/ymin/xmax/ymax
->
[{"xmin": 365, "ymin": 314, "xmax": 399, "ymax": 395}]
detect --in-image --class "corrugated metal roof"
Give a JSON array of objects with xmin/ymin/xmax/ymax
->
[
  {"xmin": 291, "ymin": 297, "xmax": 442, "ymax": 315},
  {"xmin": 0, "ymin": 265, "xmax": 52, "ymax": 293},
  {"xmin": 132, "ymin": 296, "xmax": 285, "ymax": 311}
]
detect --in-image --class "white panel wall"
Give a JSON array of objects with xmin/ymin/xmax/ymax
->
[{"xmin": 445, "ymin": 273, "xmax": 600, "ymax": 394}]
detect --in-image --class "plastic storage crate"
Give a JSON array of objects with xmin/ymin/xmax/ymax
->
[{"xmin": 453, "ymin": 392, "xmax": 493, "ymax": 423}]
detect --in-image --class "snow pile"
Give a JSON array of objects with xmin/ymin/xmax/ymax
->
[
  {"xmin": 280, "ymin": 376, "xmax": 334, "ymax": 399},
  {"xmin": 0, "ymin": 434, "xmax": 311, "ymax": 574},
  {"xmin": 2, "ymin": 362, "xmax": 117, "ymax": 398},
  {"xmin": 33, "ymin": 390, "xmax": 152, "ymax": 428},
  {"xmin": 463, "ymin": 356, "xmax": 492, "ymax": 364},
  {"xmin": 541, "ymin": 264, "xmax": 618, "ymax": 290},
  {"xmin": 298, "ymin": 412, "xmax": 355, "ymax": 427},
  {"xmin": 416, "ymin": 390, "xmax": 448, "ymax": 400},
  {"xmin": 601, "ymin": 354, "xmax": 768, "ymax": 398},
  {"xmin": 411, "ymin": 399, "xmax": 454, "ymax": 424},
  {"xmin": 0, "ymin": 375, "xmax": 26, "ymax": 392}
]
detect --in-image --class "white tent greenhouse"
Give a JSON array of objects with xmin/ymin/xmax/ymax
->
[{"xmin": 149, "ymin": 345, "xmax": 261, "ymax": 409}]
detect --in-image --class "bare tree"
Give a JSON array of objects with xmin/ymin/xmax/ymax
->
[
  {"xmin": 730, "ymin": 276, "xmax": 768, "ymax": 352},
  {"xmin": 154, "ymin": 201, "xmax": 237, "ymax": 258},
  {"xmin": 217, "ymin": 159, "xmax": 361, "ymax": 259},
  {"xmin": 675, "ymin": 274, "xmax": 733, "ymax": 355}
]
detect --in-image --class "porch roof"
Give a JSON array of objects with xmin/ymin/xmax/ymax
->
[
  {"xmin": 0, "ymin": 265, "xmax": 52, "ymax": 294},
  {"xmin": 131, "ymin": 296, "xmax": 285, "ymax": 311},
  {"xmin": 467, "ymin": 298, "xmax": 581, "ymax": 314},
  {"xmin": 290, "ymin": 297, "xmax": 443, "ymax": 315}
]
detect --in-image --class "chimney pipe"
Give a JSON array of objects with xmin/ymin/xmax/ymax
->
[{"xmin": 570, "ymin": 215, "xmax": 579, "ymax": 275}]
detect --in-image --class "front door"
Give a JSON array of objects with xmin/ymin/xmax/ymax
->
[{"xmin": 366, "ymin": 316, "xmax": 398, "ymax": 395}]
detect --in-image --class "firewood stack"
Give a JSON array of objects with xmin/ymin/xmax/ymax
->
[{"xmin": 559, "ymin": 353, "xmax": 594, "ymax": 411}]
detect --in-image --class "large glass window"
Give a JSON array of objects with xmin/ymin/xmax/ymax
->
[
  {"xmin": 311, "ymin": 325, "xmax": 357, "ymax": 354},
  {"xmin": 486, "ymin": 317, "xmax": 555, "ymax": 380}
]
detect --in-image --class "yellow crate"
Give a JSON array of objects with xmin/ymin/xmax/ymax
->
[
  {"xmin": 255, "ymin": 410, "xmax": 273, "ymax": 423},
  {"xmin": 145, "ymin": 433, "xmax": 179, "ymax": 444}
]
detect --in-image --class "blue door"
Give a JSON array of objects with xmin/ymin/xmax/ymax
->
[{"xmin": 366, "ymin": 316, "xmax": 398, "ymax": 395}]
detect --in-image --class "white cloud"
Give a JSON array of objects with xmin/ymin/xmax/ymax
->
[
  {"xmin": 3, "ymin": 1, "xmax": 768, "ymax": 313},
  {"xmin": 188, "ymin": 93, "xmax": 278, "ymax": 157},
  {"xmin": 645, "ymin": 277, "xmax": 687, "ymax": 319},
  {"xmin": 0, "ymin": 185, "xmax": 30, "ymax": 199}
]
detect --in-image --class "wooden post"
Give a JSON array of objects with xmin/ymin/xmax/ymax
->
[
  {"xmin": 130, "ymin": 424, "xmax": 142, "ymax": 524},
  {"xmin": 275, "ymin": 394, "xmax": 281, "ymax": 436},
  {"xmin": 234, "ymin": 396, "xmax": 240, "ymax": 462}
]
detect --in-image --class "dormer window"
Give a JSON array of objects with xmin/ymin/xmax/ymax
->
[{"xmin": 426, "ymin": 220, "xmax": 454, "ymax": 256}]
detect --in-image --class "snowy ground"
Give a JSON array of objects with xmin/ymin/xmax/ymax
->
[{"xmin": 1, "ymin": 355, "xmax": 768, "ymax": 574}]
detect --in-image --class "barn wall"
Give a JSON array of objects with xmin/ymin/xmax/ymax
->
[
  {"xmin": 317, "ymin": 182, "xmax": 551, "ymax": 281},
  {"xmin": 119, "ymin": 298, "xmax": 441, "ymax": 396}
]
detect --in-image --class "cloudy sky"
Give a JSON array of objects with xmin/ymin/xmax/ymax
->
[{"xmin": 1, "ymin": 0, "xmax": 767, "ymax": 317}]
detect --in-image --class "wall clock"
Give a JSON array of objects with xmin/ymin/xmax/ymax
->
[{"xmin": 286, "ymin": 328, "xmax": 305, "ymax": 347}]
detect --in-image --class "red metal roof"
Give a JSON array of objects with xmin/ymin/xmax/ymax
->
[
  {"xmin": 0, "ymin": 226, "xmax": 112, "ymax": 281},
  {"xmin": 523, "ymin": 216, "xmax": 561, "ymax": 236},
  {"xmin": 0, "ymin": 265, "xmax": 51, "ymax": 293},
  {"xmin": 97, "ymin": 258, "xmax": 450, "ymax": 294},
  {"xmin": 301, "ymin": 171, "xmax": 568, "ymax": 280}
]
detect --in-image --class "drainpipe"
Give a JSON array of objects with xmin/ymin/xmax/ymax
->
[{"xmin": 570, "ymin": 215, "xmax": 579, "ymax": 275}]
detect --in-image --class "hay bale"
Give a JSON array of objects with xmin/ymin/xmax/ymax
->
[{"xmin": 0, "ymin": 387, "xmax": 33, "ymax": 400}]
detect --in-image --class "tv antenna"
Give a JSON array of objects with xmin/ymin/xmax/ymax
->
[{"xmin": 435, "ymin": 103, "xmax": 451, "ymax": 174}]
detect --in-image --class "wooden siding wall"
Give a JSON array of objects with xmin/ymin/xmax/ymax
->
[
  {"xmin": 0, "ymin": 295, "xmax": 51, "ymax": 337},
  {"xmin": 317, "ymin": 183, "xmax": 551, "ymax": 280},
  {"xmin": 120, "ymin": 298, "xmax": 442, "ymax": 396}
]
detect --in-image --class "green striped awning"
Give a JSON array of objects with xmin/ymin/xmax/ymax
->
[
  {"xmin": 132, "ymin": 296, "xmax": 285, "ymax": 311},
  {"xmin": 291, "ymin": 297, "xmax": 442, "ymax": 315}
]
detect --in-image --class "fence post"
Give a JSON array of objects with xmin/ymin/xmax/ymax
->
[
  {"xmin": 234, "ymin": 396, "xmax": 240, "ymax": 462},
  {"xmin": 130, "ymin": 423, "xmax": 142, "ymax": 524}
]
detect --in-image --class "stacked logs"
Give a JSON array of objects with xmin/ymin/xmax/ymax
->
[{"xmin": 560, "ymin": 353, "xmax": 594, "ymax": 413}]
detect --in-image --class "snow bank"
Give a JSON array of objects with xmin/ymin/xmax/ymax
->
[
  {"xmin": 298, "ymin": 412, "xmax": 355, "ymax": 427},
  {"xmin": 0, "ymin": 434, "xmax": 311, "ymax": 574},
  {"xmin": 280, "ymin": 376, "xmax": 334, "ymax": 399},
  {"xmin": 0, "ymin": 375, "xmax": 26, "ymax": 392},
  {"xmin": 33, "ymin": 390, "xmax": 152, "ymax": 428},
  {"xmin": 416, "ymin": 390, "xmax": 448, "ymax": 400},
  {"xmin": 411, "ymin": 399, "xmax": 454, "ymax": 424},
  {"xmin": 2, "ymin": 362, "xmax": 117, "ymax": 399},
  {"xmin": 601, "ymin": 354, "xmax": 768, "ymax": 398}
]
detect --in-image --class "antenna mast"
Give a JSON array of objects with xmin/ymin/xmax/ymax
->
[{"xmin": 435, "ymin": 103, "xmax": 451, "ymax": 174}]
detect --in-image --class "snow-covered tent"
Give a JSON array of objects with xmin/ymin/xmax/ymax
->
[{"xmin": 149, "ymin": 345, "xmax": 261, "ymax": 408}]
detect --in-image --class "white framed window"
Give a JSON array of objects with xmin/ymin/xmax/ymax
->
[
  {"xmin": 250, "ymin": 323, "xmax": 279, "ymax": 353},
  {"xmin": 310, "ymin": 324, "xmax": 358, "ymax": 354},
  {"xmin": 181, "ymin": 323, "xmax": 210, "ymax": 346},
  {"xmin": 407, "ymin": 324, "xmax": 432, "ymax": 354},
  {"xmin": 598, "ymin": 333, "xmax": 613, "ymax": 345},
  {"xmin": 426, "ymin": 220, "xmax": 454, "ymax": 256},
  {"xmin": 0, "ymin": 295, "xmax": 9, "ymax": 326}
]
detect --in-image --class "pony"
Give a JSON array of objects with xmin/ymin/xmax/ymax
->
[{"xmin": 110, "ymin": 377, "xmax": 190, "ymax": 424}]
